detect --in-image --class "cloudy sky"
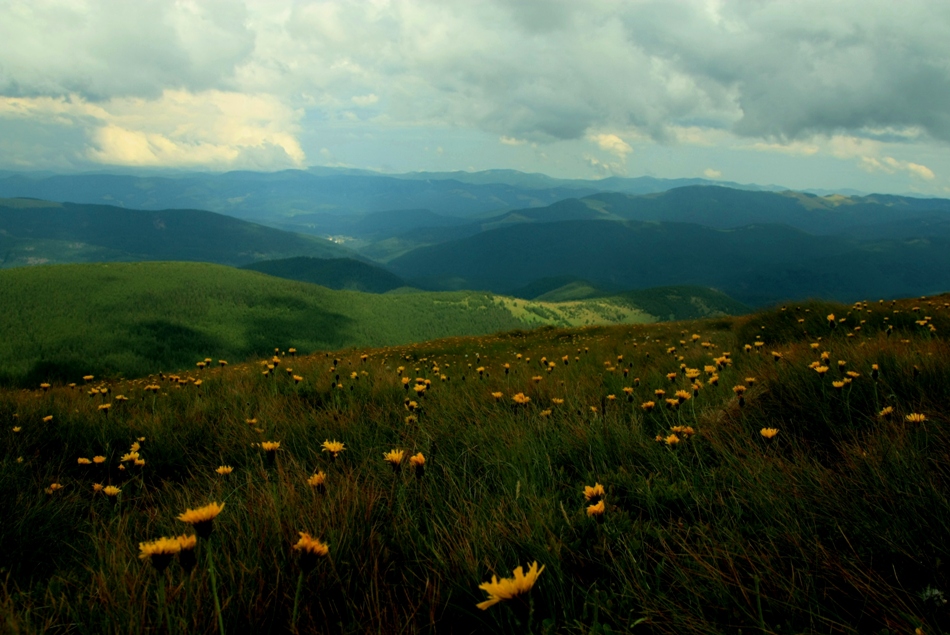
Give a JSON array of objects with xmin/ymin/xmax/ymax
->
[{"xmin": 1, "ymin": 0, "xmax": 949, "ymax": 195}]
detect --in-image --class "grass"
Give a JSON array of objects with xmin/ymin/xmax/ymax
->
[
  {"xmin": 0, "ymin": 262, "xmax": 745, "ymax": 387},
  {"xmin": 0, "ymin": 294, "xmax": 948, "ymax": 633}
]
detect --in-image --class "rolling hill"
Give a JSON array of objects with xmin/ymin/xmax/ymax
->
[
  {"xmin": 0, "ymin": 198, "xmax": 350, "ymax": 268},
  {"xmin": 0, "ymin": 262, "xmax": 746, "ymax": 385}
]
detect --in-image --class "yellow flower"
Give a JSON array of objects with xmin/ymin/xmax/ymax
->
[
  {"xmin": 551, "ymin": 398, "xmax": 564, "ymax": 405},
  {"xmin": 307, "ymin": 471, "xmax": 327, "ymax": 488},
  {"xmin": 134, "ymin": 458, "xmax": 146, "ymax": 467},
  {"xmin": 878, "ymin": 406, "xmax": 894, "ymax": 418},
  {"xmin": 905, "ymin": 413, "xmax": 927, "ymax": 423},
  {"xmin": 216, "ymin": 466, "xmax": 234, "ymax": 475},
  {"xmin": 120, "ymin": 452, "xmax": 140, "ymax": 463},
  {"xmin": 383, "ymin": 449, "xmax": 405, "ymax": 469},
  {"xmin": 641, "ymin": 401, "xmax": 655, "ymax": 411},
  {"xmin": 103, "ymin": 485, "xmax": 121, "ymax": 497},
  {"xmin": 177, "ymin": 502, "xmax": 225, "ymax": 538},
  {"xmin": 322, "ymin": 440, "xmax": 345, "ymax": 457},
  {"xmin": 586, "ymin": 499, "xmax": 606, "ymax": 519},
  {"xmin": 130, "ymin": 442, "xmax": 141, "ymax": 452},
  {"xmin": 409, "ymin": 452, "xmax": 425, "ymax": 468},
  {"xmin": 512, "ymin": 393, "xmax": 531, "ymax": 405},
  {"xmin": 477, "ymin": 561, "xmax": 545, "ymax": 610},
  {"xmin": 583, "ymin": 483, "xmax": 605, "ymax": 502},
  {"xmin": 261, "ymin": 441, "xmax": 281, "ymax": 452},
  {"xmin": 139, "ymin": 537, "xmax": 181, "ymax": 571},
  {"xmin": 664, "ymin": 434, "xmax": 681, "ymax": 446},
  {"xmin": 491, "ymin": 391, "xmax": 503, "ymax": 401},
  {"xmin": 93, "ymin": 455, "xmax": 106, "ymax": 464},
  {"xmin": 760, "ymin": 428, "xmax": 779, "ymax": 439},
  {"xmin": 12, "ymin": 426, "xmax": 21, "ymax": 433},
  {"xmin": 42, "ymin": 415, "xmax": 53, "ymax": 423},
  {"xmin": 293, "ymin": 532, "xmax": 330, "ymax": 563},
  {"xmin": 93, "ymin": 483, "xmax": 104, "ymax": 492},
  {"xmin": 46, "ymin": 483, "xmax": 63, "ymax": 494}
]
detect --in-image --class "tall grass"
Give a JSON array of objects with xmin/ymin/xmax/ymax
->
[{"xmin": 1, "ymin": 296, "xmax": 948, "ymax": 633}]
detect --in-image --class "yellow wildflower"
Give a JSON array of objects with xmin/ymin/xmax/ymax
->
[{"xmin": 476, "ymin": 562, "xmax": 545, "ymax": 610}]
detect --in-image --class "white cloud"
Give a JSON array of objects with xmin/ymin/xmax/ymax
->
[
  {"xmin": 704, "ymin": 168, "xmax": 722, "ymax": 178},
  {"xmin": 860, "ymin": 156, "xmax": 935, "ymax": 180},
  {"xmin": 500, "ymin": 136, "xmax": 528, "ymax": 146},
  {"xmin": 0, "ymin": 90, "xmax": 305, "ymax": 169},
  {"xmin": 589, "ymin": 133, "xmax": 633, "ymax": 159}
]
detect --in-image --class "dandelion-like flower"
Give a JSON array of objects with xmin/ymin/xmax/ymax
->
[
  {"xmin": 878, "ymin": 406, "xmax": 894, "ymax": 418},
  {"xmin": 176, "ymin": 534, "xmax": 198, "ymax": 572},
  {"xmin": 664, "ymin": 434, "xmax": 680, "ymax": 446},
  {"xmin": 587, "ymin": 499, "xmax": 606, "ymax": 522},
  {"xmin": 307, "ymin": 471, "xmax": 327, "ymax": 490},
  {"xmin": 512, "ymin": 393, "xmax": 531, "ymax": 405},
  {"xmin": 177, "ymin": 502, "xmax": 225, "ymax": 539},
  {"xmin": 103, "ymin": 485, "xmax": 121, "ymax": 497},
  {"xmin": 322, "ymin": 440, "xmax": 345, "ymax": 458},
  {"xmin": 216, "ymin": 466, "xmax": 233, "ymax": 475},
  {"xmin": 383, "ymin": 449, "xmax": 405, "ymax": 472},
  {"xmin": 906, "ymin": 413, "xmax": 927, "ymax": 423},
  {"xmin": 139, "ymin": 537, "xmax": 180, "ymax": 572},
  {"xmin": 45, "ymin": 483, "xmax": 63, "ymax": 494},
  {"xmin": 584, "ymin": 483, "xmax": 605, "ymax": 503},
  {"xmin": 293, "ymin": 532, "xmax": 330, "ymax": 572},
  {"xmin": 641, "ymin": 401, "xmax": 655, "ymax": 412},
  {"xmin": 760, "ymin": 428, "xmax": 779, "ymax": 439},
  {"xmin": 476, "ymin": 561, "xmax": 545, "ymax": 610},
  {"xmin": 77, "ymin": 457, "xmax": 91, "ymax": 465}
]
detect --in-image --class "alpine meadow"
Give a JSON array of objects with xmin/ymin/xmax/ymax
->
[{"xmin": 3, "ymin": 1, "xmax": 950, "ymax": 634}]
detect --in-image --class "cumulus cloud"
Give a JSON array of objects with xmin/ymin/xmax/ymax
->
[
  {"xmin": 589, "ymin": 133, "xmax": 633, "ymax": 159},
  {"xmin": 0, "ymin": 1, "xmax": 254, "ymax": 100},
  {"xmin": 0, "ymin": 90, "xmax": 305, "ymax": 169},
  {"xmin": 2, "ymin": 0, "xmax": 950, "ymax": 179},
  {"xmin": 860, "ymin": 156, "xmax": 935, "ymax": 180},
  {"xmin": 704, "ymin": 168, "xmax": 722, "ymax": 179}
]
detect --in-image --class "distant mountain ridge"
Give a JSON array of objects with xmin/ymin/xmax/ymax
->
[
  {"xmin": 0, "ymin": 198, "xmax": 350, "ymax": 268},
  {"xmin": 388, "ymin": 218, "xmax": 950, "ymax": 306}
]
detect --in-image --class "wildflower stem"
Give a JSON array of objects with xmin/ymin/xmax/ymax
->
[
  {"xmin": 157, "ymin": 575, "xmax": 169, "ymax": 635},
  {"xmin": 206, "ymin": 546, "xmax": 225, "ymax": 634},
  {"xmin": 291, "ymin": 570, "xmax": 305, "ymax": 632}
]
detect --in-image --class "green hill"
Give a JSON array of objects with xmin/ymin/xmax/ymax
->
[
  {"xmin": 0, "ymin": 198, "xmax": 350, "ymax": 268},
  {"xmin": 0, "ymin": 262, "xmax": 747, "ymax": 385},
  {"xmin": 241, "ymin": 257, "xmax": 405, "ymax": 293}
]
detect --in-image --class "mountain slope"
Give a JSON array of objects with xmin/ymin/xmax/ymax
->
[
  {"xmin": 388, "ymin": 218, "xmax": 950, "ymax": 305},
  {"xmin": 0, "ymin": 198, "xmax": 350, "ymax": 267},
  {"xmin": 241, "ymin": 257, "xmax": 406, "ymax": 293},
  {"xmin": 0, "ymin": 262, "xmax": 747, "ymax": 385}
]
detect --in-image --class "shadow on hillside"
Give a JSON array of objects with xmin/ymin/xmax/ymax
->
[{"xmin": 239, "ymin": 300, "xmax": 355, "ymax": 355}]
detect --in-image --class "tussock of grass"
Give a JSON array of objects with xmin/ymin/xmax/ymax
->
[{"xmin": 1, "ymin": 295, "xmax": 949, "ymax": 633}]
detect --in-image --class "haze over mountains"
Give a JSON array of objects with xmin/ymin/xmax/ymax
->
[{"xmin": 2, "ymin": 167, "xmax": 950, "ymax": 308}]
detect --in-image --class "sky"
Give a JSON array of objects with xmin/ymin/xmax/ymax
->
[{"xmin": 1, "ymin": 0, "xmax": 949, "ymax": 195}]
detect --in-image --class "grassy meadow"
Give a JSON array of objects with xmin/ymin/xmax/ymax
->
[
  {"xmin": 0, "ymin": 262, "xmax": 744, "ymax": 387},
  {"xmin": 1, "ymin": 292, "xmax": 949, "ymax": 633}
]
